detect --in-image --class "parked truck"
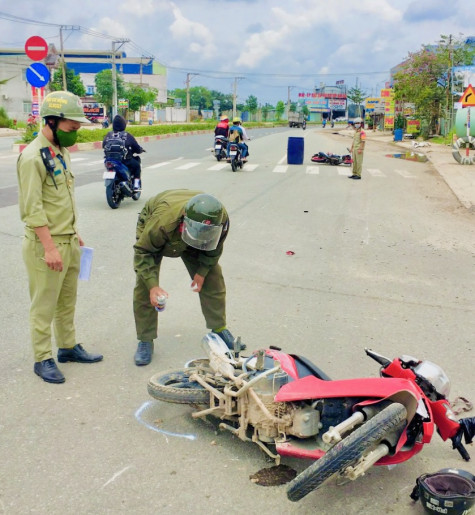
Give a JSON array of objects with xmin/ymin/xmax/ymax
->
[{"xmin": 288, "ymin": 112, "xmax": 307, "ymax": 129}]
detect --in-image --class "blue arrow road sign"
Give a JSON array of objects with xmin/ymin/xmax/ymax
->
[{"xmin": 26, "ymin": 62, "xmax": 50, "ymax": 88}]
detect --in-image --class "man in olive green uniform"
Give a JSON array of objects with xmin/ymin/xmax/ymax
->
[
  {"xmin": 17, "ymin": 91, "xmax": 103, "ymax": 384},
  {"xmin": 133, "ymin": 189, "xmax": 243, "ymax": 365},
  {"xmin": 349, "ymin": 117, "xmax": 366, "ymax": 180}
]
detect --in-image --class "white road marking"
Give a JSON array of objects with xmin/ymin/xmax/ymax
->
[
  {"xmin": 278, "ymin": 154, "xmax": 287, "ymax": 164},
  {"xmin": 395, "ymin": 168, "xmax": 416, "ymax": 178},
  {"xmin": 176, "ymin": 162, "xmax": 200, "ymax": 170},
  {"xmin": 306, "ymin": 166, "xmax": 319, "ymax": 174},
  {"xmin": 243, "ymin": 164, "xmax": 259, "ymax": 171},
  {"xmin": 144, "ymin": 161, "xmax": 171, "ymax": 169},
  {"xmin": 208, "ymin": 163, "xmax": 228, "ymax": 170},
  {"xmin": 337, "ymin": 168, "xmax": 351, "ymax": 175},
  {"xmin": 366, "ymin": 168, "xmax": 385, "ymax": 176},
  {"xmin": 272, "ymin": 165, "xmax": 288, "ymax": 173}
]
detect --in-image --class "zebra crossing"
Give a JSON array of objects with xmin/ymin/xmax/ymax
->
[
  {"xmin": 136, "ymin": 159, "xmax": 419, "ymax": 178},
  {"xmin": 66, "ymin": 154, "xmax": 419, "ymax": 179}
]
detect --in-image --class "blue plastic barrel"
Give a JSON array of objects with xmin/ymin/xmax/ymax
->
[
  {"xmin": 394, "ymin": 128, "xmax": 403, "ymax": 141},
  {"xmin": 288, "ymin": 137, "xmax": 304, "ymax": 164}
]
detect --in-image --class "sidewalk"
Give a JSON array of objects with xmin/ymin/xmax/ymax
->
[{"xmin": 338, "ymin": 128, "xmax": 475, "ymax": 211}]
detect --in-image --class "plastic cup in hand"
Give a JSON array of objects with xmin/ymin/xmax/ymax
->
[{"xmin": 79, "ymin": 247, "xmax": 93, "ymax": 281}]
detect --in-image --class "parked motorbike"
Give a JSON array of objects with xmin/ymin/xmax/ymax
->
[
  {"xmin": 147, "ymin": 334, "xmax": 474, "ymax": 502},
  {"xmin": 213, "ymin": 135, "xmax": 228, "ymax": 161},
  {"xmin": 102, "ymin": 155, "xmax": 141, "ymax": 209},
  {"xmin": 311, "ymin": 148, "xmax": 352, "ymax": 166},
  {"xmin": 227, "ymin": 142, "xmax": 244, "ymax": 172}
]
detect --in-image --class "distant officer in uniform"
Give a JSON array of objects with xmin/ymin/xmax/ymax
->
[
  {"xmin": 349, "ymin": 117, "xmax": 366, "ymax": 180},
  {"xmin": 17, "ymin": 91, "xmax": 103, "ymax": 384},
  {"xmin": 133, "ymin": 189, "xmax": 244, "ymax": 366}
]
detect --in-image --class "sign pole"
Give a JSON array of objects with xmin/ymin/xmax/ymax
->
[{"xmin": 467, "ymin": 108, "xmax": 471, "ymax": 157}]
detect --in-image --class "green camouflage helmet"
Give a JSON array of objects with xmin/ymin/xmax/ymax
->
[
  {"xmin": 40, "ymin": 91, "xmax": 90, "ymax": 123},
  {"xmin": 182, "ymin": 194, "xmax": 224, "ymax": 251}
]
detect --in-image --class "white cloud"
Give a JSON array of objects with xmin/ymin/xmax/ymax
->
[{"xmin": 169, "ymin": 3, "xmax": 216, "ymax": 59}]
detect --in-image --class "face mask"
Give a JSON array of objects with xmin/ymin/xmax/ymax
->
[
  {"xmin": 56, "ymin": 129, "xmax": 78, "ymax": 147},
  {"xmin": 354, "ymin": 124, "xmax": 361, "ymax": 129}
]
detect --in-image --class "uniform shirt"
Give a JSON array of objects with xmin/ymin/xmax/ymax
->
[
  {"xmin": 134, "ymin": 189, "xmax": 229, "ymax": 291},
  {"xmin": 17, "ymin": 131, "xmax": 77, "ymax": 240},
  {"xmin": 352, "ymin": 129, "xmax": 366, "ymax": 151}
]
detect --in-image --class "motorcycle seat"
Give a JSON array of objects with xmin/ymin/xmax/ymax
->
[{"xmin": 290, "ymin": 354, "xmax": 332, "ymax": 381}]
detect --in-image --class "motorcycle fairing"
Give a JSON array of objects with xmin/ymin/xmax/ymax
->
[
  {"xmin": 104, "ymin": 158, "xmax": 130, "ymax": 180},
  {"xmin": 274, "ymin": 375, "xmax": 421, "ymax": 404}
]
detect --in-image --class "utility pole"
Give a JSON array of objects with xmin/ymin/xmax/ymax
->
[
  {"xmin": 185, "ymin": 72, "xmax": 198, "ymax": 123},
  {"xmin": 287, "ymin": 86, "xmax": 294, "ymax": 118},
  {"xmin": 59, "ymin": 26, "xmax": 67, "ymax": 90},
  {"xmin": 111, "ymin": 38, "xmax": 130, "ymax": 118},
  {"xmin": 232, "ymin": 77, "xmax": 245, "ymax": 118}
]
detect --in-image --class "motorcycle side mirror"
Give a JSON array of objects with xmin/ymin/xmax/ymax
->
[{"xmin": 399, "ymin": 355, "xmax": 421, "ymax": 368}]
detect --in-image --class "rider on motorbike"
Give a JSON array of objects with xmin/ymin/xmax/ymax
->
[
  {"xmin": 214, "ymin": 115, "xmax": 229, "ymax": 138},
  {"xmin": 227, "ymin": 117, "xmax": 250, "ymax": 162},
  {"xmin": 102, "ymin": 115, "xmax": 145, "ymax": 192}
]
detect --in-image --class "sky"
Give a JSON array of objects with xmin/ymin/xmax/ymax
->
[{"xmin": 0, "ymin": 0, "xmax": 474, "ymax": 106}]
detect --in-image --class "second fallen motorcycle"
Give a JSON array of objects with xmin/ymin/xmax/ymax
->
[{"xmin": 311, "ymin": 148, "xmax": 352, "ymax": 166}]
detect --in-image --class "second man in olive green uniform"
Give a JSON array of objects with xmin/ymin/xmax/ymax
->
[{"xmin": 133, "ymin": 189, "xmax": 242, "ymax": 365}]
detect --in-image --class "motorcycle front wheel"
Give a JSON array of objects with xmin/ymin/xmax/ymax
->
[
  {"xmin": 106, "ymin": 181, "xmax": 122, "ymax": 209},
  {"xmin": 147, "ymin": 369, "xmax": 210, "ymax": 405},
  {"xmin": 286, "ymin": 402, "xmax": 407, "ymax": 502}
]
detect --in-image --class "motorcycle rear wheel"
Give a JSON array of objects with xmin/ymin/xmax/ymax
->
[
  {"xmin": 132, "ymin": 190, "xmax": 141, "ymax": 201},
  {"xmin": 106, "ymin": 182, "xmax": 122, "ymax": 209},
  {"xmin": 286, "ymin": 402, "xmax": 407, "ymax": 502},
  {"xmin": 231, "ymin": 157, "xmax": 237, "ymax": 172},
  {"xmin": 147, "ymin": 369, "xmax": 210, "ymax": 405}
]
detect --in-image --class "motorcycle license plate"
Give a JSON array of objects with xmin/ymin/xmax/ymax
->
[
  {"xmin": 103, "ymin": 171, "xmax": 116, "ymax": 179},
  {"xmin": 229, "ymin": 150, "xmax": 237, "ymax": 156},
  {"xmin": 215, "ymin": 144, "xmax": 222, "ymax": 150}
]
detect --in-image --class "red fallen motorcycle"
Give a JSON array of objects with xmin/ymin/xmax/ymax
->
[
  {"xmin": 311, "ymin": 148, "xmax": 352, "ymax": 166},
  {"xmin": 147, "ymin": 334, "xmax": 474, "ymax": 502}
]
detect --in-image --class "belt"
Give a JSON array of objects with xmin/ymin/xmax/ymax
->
[{"xmin": 25, "ymin": 231, "xmax": 77, "ymax": 243}]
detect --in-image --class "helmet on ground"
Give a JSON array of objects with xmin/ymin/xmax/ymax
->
[
  {"xmin": 411, "ymin": 469, "xmax": 475, "ymax": 515},
  {"xmin": 182, "ymin": 194, "xmax": 224, "ymax": 251},
  {"xmin": 220, "ymin": 115, "xmax": 229, "ymax": 121},
  {"xmin": 232, "ymin": 117, "xmax": 241, "ymax": 123},
  {"xmin": 40, "ymin": 91, "xmax": 90, "ymax": 123}
]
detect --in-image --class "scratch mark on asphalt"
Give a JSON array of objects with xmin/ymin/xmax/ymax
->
[
  {"xmin": 101, "ymin": 466, "xmax": 133, "ymax": 489},
  {"xmin": 134, "ymin": 400, "xmax": 196, "ymax": 441}
]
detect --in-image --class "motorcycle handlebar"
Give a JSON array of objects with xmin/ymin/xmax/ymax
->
[{"xmin": 365, "ymin": 348, "xmax": 392, "ymax": 368}]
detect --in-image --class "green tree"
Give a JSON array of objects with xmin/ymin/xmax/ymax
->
[
  {"xmin": 261, "ymin": 103, "xmax": 272, "ymax": 121},
  {"xmin": 94, "ymin": 69, "xmax": 126, "ymax": 113},
  {"xmin": 50, "ymin": 66, "xmax": 86, "ymax": 97},
  {"xmin": 347, "ymin": 86, "xmax": 367, "ymax": 117},
  {"xmin": 245, "ymin": 95, "xmax": 258, "ymax": 114},
  {"xmin": 275, "ymin": 100, "xmax": 285, "ymax": 120},
  {"xmin": 394, "ymin": 34, "xmax": 475, "ymax": 137},
  {"xmin": 125, "ymin": 84, "xmax": 158, "ymax": 112},
  {"xmin": 168, "ymin": 86, "xmax": 213, "ymax": 112},
  {"xmin": 210, "ymin": 90, "xmax": 233, "ymax": 112}
]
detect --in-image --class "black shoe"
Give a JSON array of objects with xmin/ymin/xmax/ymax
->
[
  {"xmin": 134, "ymin": 341, "xmax": 154, "ymax": 366},
  {"xmin": 353, "ymin": 175, "xmax": 361, "ymax": 180},
  {"xmin": 34, "ymin": 358, "xmax": 65, "ymax": 383},
  {"xmin": 348, "ymin": 174, "xmax": 357, "ymax": 179},
  {"xmin": 212, "ymin": 329, "xmax": 247, "ymax": 351},
  {"xmin": 57, "ymin": 344, "xmax": 103, "ymax": 363}
]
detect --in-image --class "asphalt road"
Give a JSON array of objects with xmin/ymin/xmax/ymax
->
[{"xmin": 1, "ymin": 127, "xmax": 474, "ymax": 514}]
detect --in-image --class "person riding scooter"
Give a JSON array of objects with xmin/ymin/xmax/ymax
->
[
  {"xmin": 102, "ymin": 115, "xmax": 145, "ymax": 192},
  {"xmin": 227, "ymin": 117, "xmax": 250, "ymax": 161}
]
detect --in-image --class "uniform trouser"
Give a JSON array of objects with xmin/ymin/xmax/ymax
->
[
  {"xmin": 22, "ymin": 235, "xmax": 80, "ymax": 362},
  {"xmin": 133, "ymin": 253, "xmax": 226, "ymax": 342},
  {"xmin": 352, "ymin": 151, "xmax": 364, "ymax": 177}
]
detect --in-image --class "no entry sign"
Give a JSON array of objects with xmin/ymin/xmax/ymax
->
[{"xmin": 24, "ymin": 36, "xmax": 48, "ymax": 61}]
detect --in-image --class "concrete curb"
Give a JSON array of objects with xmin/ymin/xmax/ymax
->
[{"xmin": 11, "ymin": 129, "xmax": 214, "ymax": 154}]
